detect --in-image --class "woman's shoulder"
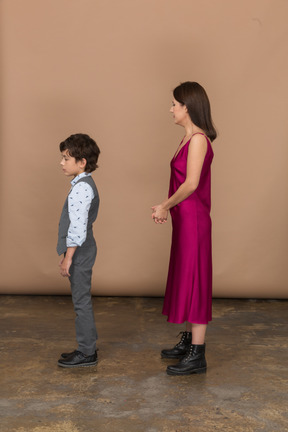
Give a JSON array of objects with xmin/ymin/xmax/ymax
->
[
  {"xmin": 189, "ymin": 132, "xmax": 208, "ymax": 148},
  {"xmin": 191, "ymin": 132, "xmax": 209, "ymax": 142}
]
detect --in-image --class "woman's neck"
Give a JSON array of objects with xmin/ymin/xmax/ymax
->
[{"xmin": 183, "ymin": 123, "xmax": 204, "ymax": 139}]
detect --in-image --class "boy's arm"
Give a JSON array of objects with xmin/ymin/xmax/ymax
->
[
  {"xmin": 67, "ymin": 182, "xmax": 94, "ymax": 247},
  {"xmin": 59, "ymin": 181, "xmax": 94, "ymax": 278},
  {"xmin": 59, "ymin": 247, "xmax": 77, "ymax": 277}
]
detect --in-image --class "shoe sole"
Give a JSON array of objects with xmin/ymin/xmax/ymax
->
[
  {"xmin": 166, "ymin": 367, "xmax": 207, "ymax": 376},
  {"xmin": 57, "ymin": 360, "xmax": 98, "ymax": 368}
]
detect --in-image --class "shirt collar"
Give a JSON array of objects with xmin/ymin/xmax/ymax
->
[{"xmin": 71, "ymin": 172, "xmax": 91, "ymax": 187}]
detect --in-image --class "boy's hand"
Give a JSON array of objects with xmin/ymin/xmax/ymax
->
[
  {"xmin": 58, "ymin": 247, "xmax": 77, "ymax": 277},
  {"xmin": 59, "ymin": 256, "xmax": 72, "ymax": 277}
]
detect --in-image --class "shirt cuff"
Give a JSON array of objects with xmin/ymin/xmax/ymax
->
[{"xmin": 66, "ymin": 238, "xmax": 81, "ymax": 248}]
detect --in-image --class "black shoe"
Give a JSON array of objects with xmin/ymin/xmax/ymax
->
[
  {"xmin": 61, "ymin": 350, "xmax": 77, "ymax": 359},
  {"xmin": 58, "ymin": 350, "xmax": 98, "ymax": 368},
  {"xmin": 166, "ymin": 344, "xmax": 207, "ymax": 375},
  {"xmin": 161, "ymin": 331, "xmax": 192, "ymax": 359}
]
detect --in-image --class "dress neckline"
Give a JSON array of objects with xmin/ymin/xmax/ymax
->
[{"xmin": 173, "ymin": 132, "xmax": 208, "ymax": 160}]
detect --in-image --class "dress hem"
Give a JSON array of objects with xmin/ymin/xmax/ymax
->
[{"xmin": 163, "ymin": 313, "xmax": 212, "ymax": 325}]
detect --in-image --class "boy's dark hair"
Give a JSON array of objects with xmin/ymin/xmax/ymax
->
[
  {"xmin": 59, "ymin": 133, "xmax": 100, "ymax": 173},
  {"xmin": 173, "ymin": 82, "xmax": 217, "ymax": 142}
]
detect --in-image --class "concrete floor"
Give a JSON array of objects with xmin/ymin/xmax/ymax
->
[{"xmin": 0, "ymin": 296, "xmax": 287, "ymax": 432}]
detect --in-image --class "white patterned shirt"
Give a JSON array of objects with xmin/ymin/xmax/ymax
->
[{"xmin": 67, "ymin": 172, "xmax": 95, "ymax": 248}]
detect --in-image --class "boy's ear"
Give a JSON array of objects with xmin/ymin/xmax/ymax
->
[{"xmin": 80, "ymin": 158, "xmax": 87, "ymax": 169}]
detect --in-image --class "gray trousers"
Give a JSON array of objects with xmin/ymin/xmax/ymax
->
[{"xmin": 68, "ymin": 242, "xmax": 98, "ymax": 355}]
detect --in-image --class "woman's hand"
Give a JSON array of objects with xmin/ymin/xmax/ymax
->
[{"xmin": 151, "ymin": 205, "xmax": 168, "ymax": 224}]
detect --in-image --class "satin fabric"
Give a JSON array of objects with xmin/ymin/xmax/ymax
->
[{"xmin": 162, "ymin": 134, "xmax": 214, "ymax": 324}]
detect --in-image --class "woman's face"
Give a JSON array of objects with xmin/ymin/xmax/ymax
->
[{"xmin": 170, "ymin": 98, "xmax": 188, "ymax": 126}]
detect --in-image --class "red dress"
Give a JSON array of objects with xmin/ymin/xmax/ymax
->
[{"xmin": 162, "ymin": 133, "xmax": 214, "ymax": 324}]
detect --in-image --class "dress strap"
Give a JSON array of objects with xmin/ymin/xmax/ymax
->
[
  {"xmin": 191, "ymin": 132, "xmax": 211, "ymax": 145},
  {"xmin": 191, "ymin": 132, "xmax": 205, "ymax": 137}
]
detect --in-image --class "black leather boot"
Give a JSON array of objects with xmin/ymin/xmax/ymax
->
[
  {"xmin": 161, "ymin": 331, "xmax": 192, "ymax": 359},
  {"xmin": 166, "ymin": 343, "xmax": 207, "ymax": 375}
]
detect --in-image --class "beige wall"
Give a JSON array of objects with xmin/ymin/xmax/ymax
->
[{"xmin": 0, "ymin": 0, "xmax": 287, "ymax": 297}]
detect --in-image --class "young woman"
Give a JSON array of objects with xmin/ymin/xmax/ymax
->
[{"xmin": 152, "ymin": 82, "xmax": 217, "ymax": 375}]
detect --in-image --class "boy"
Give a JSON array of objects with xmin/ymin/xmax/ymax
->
[{"xmin": 57, "ymin": 133, "xmax": 100, "ymax": 368}]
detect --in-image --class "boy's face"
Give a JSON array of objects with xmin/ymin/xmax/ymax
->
[{"xmin": 60, "ymin": 150, "xmax": 86, "ymax": 177}]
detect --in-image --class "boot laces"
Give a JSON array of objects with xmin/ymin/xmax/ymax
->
[
  {"xmin": 175, "ymin": 331, "xmax": 187, "ymax": 348},
  {"xmin": 181, "ymin": 344, "xmax": 195, "ymax": 363}
]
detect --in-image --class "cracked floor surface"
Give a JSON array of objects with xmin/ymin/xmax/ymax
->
[{"xmin": 0, "ymin": 296, "xmax": 287, "ymax": 432}]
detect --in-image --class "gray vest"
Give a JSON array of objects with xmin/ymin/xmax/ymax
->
[{"xmin": 57, "ymin": 176, "xmax": 99, "ymax": 256}]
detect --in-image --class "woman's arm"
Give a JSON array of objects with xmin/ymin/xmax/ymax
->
[{"xmin": 152, "ymin": 134, "xmax": 207, "ymax": 223}]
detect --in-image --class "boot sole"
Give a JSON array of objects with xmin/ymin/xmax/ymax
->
[
  {"xmin": 166, "ymin": 367, "xmax": 207, "ymax": 376},
  {"xmin": 161, "ymin": 354, "xmax": 185, "ymax": 359}
]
